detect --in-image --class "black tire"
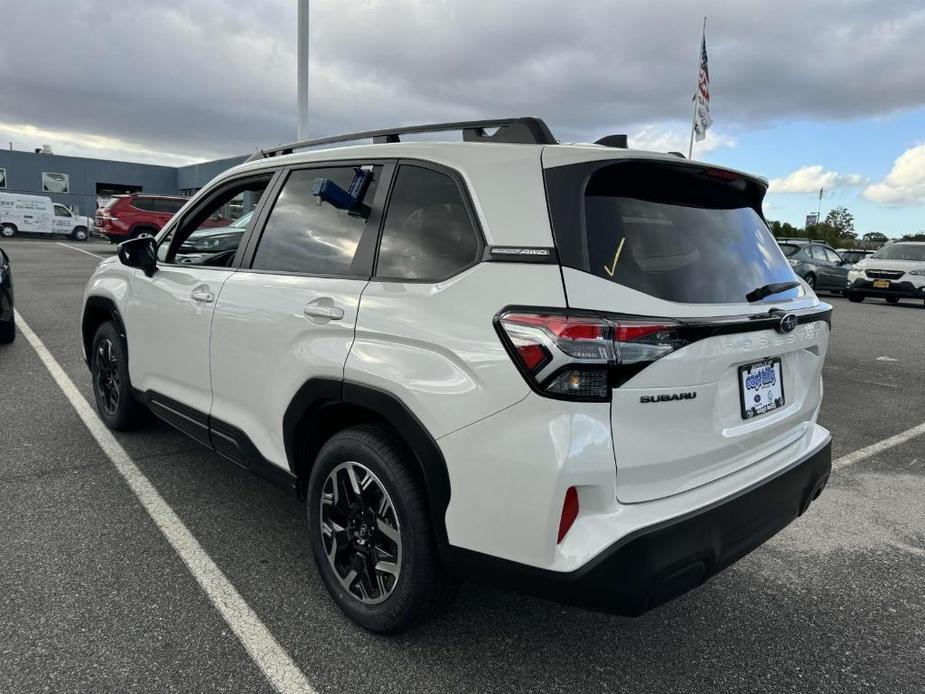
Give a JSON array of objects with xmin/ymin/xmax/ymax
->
[
  {"xmin": 848, "ymin": 292, "xmax": 864, "ymax": 303},
  {"xmin": 804, "ymin": 273, "xmax": 816, "ymax": 289},
  {"xmin": 0, "ymin": 314, "xmax": 14, "ymax": 344},
  {"xmin": 306, "ymin": 424, "xmax": 455, "ymax": 633},
  {"xmin": 885, "ymin": 296, "xmax": 900, "ymax": 304},
  {"xmin": 91, "ymin": 321, "xmax": 142, "ymax": 430},
  {"xmin": 0, "ymin": 224, "xmax": 15, "ymax": 239},
  {"xmin": 72, "ymin": 226, "xmax": 89, "ymax": 241}
]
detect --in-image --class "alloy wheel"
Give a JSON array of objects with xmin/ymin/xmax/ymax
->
[
  {"xmin": 319, "ymin": 461, "xmax": 402, "ymax": 605},
  {"xmin": 94, "ymin": 338, "xmax": 121, "ymax": 415}
]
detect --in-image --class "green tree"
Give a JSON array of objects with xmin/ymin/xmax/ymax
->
[
  {"xmin": 862, "ymin": 231, "xmax": 888, "ymax": 243},
  {"xmin": 900, "ymin": 232, "xmax": 925, "ymax": 241},
  {"xmin": 767, "ymin": 220, "xmax": 802, "ymax": 238},
  {"xmin": 824, "ymin": 207, "xmax": 856, "ymax": 240}
]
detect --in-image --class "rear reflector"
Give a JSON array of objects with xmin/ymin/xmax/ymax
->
[{"xmin": 557, "ymin": 487, "xmax": 579, "ymax": 543}]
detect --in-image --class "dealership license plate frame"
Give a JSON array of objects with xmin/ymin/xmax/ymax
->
[{"xmin": 738, "ymin": 357, "xmax": 785, "ymax": 420}]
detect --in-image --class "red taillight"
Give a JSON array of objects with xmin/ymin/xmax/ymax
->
[
  {"xmin": 557, "ymin": 487, "xmax": 579, "ymax": 543},
  {"xmin": 515, "ymin": 342, "xmax": 550, "ymax": 371},
  {"xmin": 614, "ymin": 322, "xmax": 676, "ymax": 342},
  {"xmin": 496, "ymin": 310, "xmax": 685, "ymax": 400}
]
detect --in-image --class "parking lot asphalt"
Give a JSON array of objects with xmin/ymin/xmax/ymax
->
[{"xmin": 1, "ymin": 237, "xmax": 923, "ymax": 694}]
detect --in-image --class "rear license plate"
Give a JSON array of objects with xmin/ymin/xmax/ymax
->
[
  {"xmin": 873, "ymin": 279, "xmax": 890, "ymax": 288},
  {"xmin": 738, "ymin": 358, "xmax": 785, "ymax": 420}
]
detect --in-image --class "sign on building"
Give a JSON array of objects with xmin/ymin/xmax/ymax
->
[{"xmin": 805, "ymin": 213, "xmax": 818, "ymax": 228}]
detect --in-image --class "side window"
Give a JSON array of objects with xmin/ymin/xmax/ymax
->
[
  {"xmin": 155, "ymin": 198, "xmax": 186, "ymax": 214},
  {"xmin": 824, "ymin": 248, "xmax": 842, "ymax": 263},
  {"xmin": 132, "ymin": 198, "xmax": 155, "ymax": 212},
  {"xmin": 54, "ymin": 204, "xmax": 71, "ymax": 217},
  {"xmin": 252, "ymin": 166, "xmax": 381, "ymax": 276},
  {"xmin": 808, "ymin": 245, "xmax": 824, "ymax": 261},
  {"xmin": 375, "ymin": 165, "xmax": 480, "ymax": 281},
  {"xmin": 158, "ymin": 177, "xmax": 271, "ymax": 267}
]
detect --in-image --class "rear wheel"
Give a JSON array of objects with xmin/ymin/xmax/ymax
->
[
  {"xmin": 72, "ymin": 226, "xmax": 88, "ymax": 241},
  {"xmin": 306, "ymin": 425, "xmax": 454, "ymax": 633},
  {"xmin": 848, "ymin": 292, "xmax": 864, "ymax": 303},
  {"xmin": 0, "ymin": 224, "xmax": 15, "ymax": 238},
  {"xmin": 885, "ymin": 296, "xmax": 900, "ymax": 304},
  {"xmin": 91, "ymin": 321, "xmax": 142, "ymax": 430}
]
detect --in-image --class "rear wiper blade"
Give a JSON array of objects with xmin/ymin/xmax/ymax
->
[{"xmin": 745, "ymin": 281, "xmax": 801, "ymax": 302}]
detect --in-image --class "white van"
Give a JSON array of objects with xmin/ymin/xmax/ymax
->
[{"xmin": 0, "ymin": 192, "xmax": 91, "ymax": 241}]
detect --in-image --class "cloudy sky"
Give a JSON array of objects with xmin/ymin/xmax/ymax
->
[{"xmin": 1, "ymin": 0, "xmax": 924, "ymax": 236}]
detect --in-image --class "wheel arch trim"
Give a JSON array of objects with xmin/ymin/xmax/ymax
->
[
  {"xmin": 283, "ymin": 377, "xmax": 452, "ymax": 548},
  {"xmin": 82, "ymin": 296, "xmax": 126, "ymax": 367}
]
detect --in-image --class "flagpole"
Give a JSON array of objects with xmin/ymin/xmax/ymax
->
[
  {"xmin": 688, "ymin": 16, "xmax": 707, "ymax": 159},
  {"xmin": 817, "ymin": 187, "xmax": 823, "ymax": 227},
  {"xmin": 687, "ymin": 95, "xmax": 697, "ymax": 159}
]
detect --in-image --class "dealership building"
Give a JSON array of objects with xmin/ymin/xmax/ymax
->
[{"xmin": 0, "ymin": 148, "xmax": 247, "ymax": 217}]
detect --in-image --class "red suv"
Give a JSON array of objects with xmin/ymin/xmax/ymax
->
[{"xmin": 95, "ymin": 194, "xmax": 189, "ymax": 242}]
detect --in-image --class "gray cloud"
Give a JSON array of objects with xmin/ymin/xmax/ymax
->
[{"xmin": 1, "ymin": 0, "xmax": 924, "ymax": 162}]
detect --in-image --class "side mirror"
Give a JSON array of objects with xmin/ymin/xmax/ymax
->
[{"xmin": 118, "ymin": 236, "xmax": 157, "ymax": 277}]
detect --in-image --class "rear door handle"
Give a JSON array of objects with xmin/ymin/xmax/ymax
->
[
  {"xmin": 191, "ymin": 287, "xmax": 215, "ymax": 303},
  {"xmin": 304, "ymin": 304, "xmax": 345, "ymax": 320}
]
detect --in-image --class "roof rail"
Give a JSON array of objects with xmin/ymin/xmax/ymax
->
[{"xmin": 246, "ymin": 117, "xmax": 557, "ymax": 161}]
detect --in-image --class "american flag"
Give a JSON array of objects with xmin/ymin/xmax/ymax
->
[{"xmin": 693, "ymin": 21, "xmax": 712, "ymax": 142}]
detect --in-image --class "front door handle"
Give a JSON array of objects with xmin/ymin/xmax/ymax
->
[
  {"xmin": 191, "ymin": 287, "xmax": 215, "ymax": 303},
  {"xmin": 304, "ymin": 304, "xmax": 345, "ymax": 320}
]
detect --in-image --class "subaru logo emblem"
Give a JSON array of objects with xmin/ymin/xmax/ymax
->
[{"xmin": 777, "ymin": 313, "xmax": 798, "ymax": 334}]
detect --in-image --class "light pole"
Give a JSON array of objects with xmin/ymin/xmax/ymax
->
[{"xmin": 297, "ymin": 0, "xmax": 310, "ymax": 140}]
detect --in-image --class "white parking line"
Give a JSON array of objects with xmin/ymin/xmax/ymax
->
[
  {"xmin": 14, "ymin": 310, "xmax": 316, "ymax": 694},
  {"xmin": 832, "ymin": 421, "xmax": 925, "ymax": 471},
  {"xmin": 56, "ymin": 241, "xmax": 104, "ymax": 259}
]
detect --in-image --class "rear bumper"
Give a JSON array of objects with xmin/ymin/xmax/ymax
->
[
  {"xmin": 446, "ymin": 437, "xmax": 832, "ymax": 616},
  {"xmin": 849, "ymin": 278, "xmax": 925, "ymax": 299}
]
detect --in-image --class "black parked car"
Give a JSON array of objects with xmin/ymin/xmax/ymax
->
[
  {"xmin": 778, "ymin": 239, "xmax": 851, "ymax": 294},
  {"xmin": 0, "ymin": 247, "xmax": 14, "ymax": 343}
]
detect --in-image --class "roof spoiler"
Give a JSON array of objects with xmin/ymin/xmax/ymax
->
[{"xmin": 246, "ymin": 117, "xmax": 558, "ymax": 161}]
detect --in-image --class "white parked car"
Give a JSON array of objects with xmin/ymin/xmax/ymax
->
[
  {"xmin": 80, "ymin": 118, "xmax": 833, "ymax": 633},
  {"xmin": 847, "ymin": 241, "xmax": 925, "ymax": 305},
  {"xmin": 0, "ymin": 192, "xmax": 90, "ymax": 241}
]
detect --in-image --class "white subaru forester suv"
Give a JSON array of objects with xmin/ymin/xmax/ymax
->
[{"xmin": 81, "ymin": 118, "xmax": 833, "ymax": 633}]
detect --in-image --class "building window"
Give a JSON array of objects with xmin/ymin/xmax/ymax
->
[
  {"xmin": 42, "ymin": 172, "xmax": 70, "ymax": 194},
  {"xmin": 0, "ymin": 168, "xmax": 6, "ymax": 189}
]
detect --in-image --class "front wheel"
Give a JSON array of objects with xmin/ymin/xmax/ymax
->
[
  {"xmin": 91, "ymin": 321, "xmax": 142, "ymax": 430},
  {"xmin": 804, "ymin": 273, "xmax": 816, "ymax": 289},
  {"xmin": 72, "ymin": 226, "xmax": 88, "ymax": 241},
  {"xmin": 0, "ymin": 224, "xmax": 15, "ymax": 238},
  {"xmin": 848, "ymin": 292, "xmax": 865, "ymax": 303},
  {"xmin": 306, "ymin": 425, "xmax": 454, "ymax": 633}
]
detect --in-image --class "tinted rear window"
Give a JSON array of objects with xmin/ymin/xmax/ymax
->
[
  {"xmin": 779, "ymin": 243, "xmax": 800, "ymax": 257},
  {"xmin": 546, "ymin": 161, "xmax": 800, "ymax": 304}
]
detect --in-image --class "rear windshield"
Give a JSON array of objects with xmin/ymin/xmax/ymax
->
[
  {"xmin": 545, "ymin": 161, "xmax": 800, "ymax": 304},
  {"xmin": 779, "ymin": 243, "xmax": 800, "ymax": 257},
  {"xmin": 871, "ymin": 243, "xmax": 925, "ymax": 261}
]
